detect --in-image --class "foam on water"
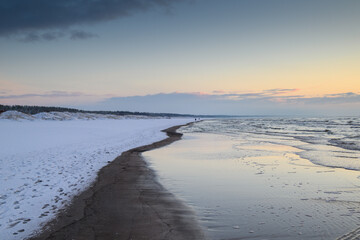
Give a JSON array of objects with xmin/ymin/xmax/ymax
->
[{"xmin": 182, "ymin": 117, "xmax": 360, "ymax": 171}]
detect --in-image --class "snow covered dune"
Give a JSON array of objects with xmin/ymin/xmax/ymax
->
[
  {"xmin": 0, "ymin": 117, "xmax": 191, "ymax": 239},
  {"xmin": 0, "ymin": 110, "xmax": 161, "ymax": 121}
]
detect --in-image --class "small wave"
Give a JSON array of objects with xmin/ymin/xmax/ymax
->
[
  {"xmin": 295, "ymin": 129, "xmax": 332, "ymax": 133},
  {"xmin": 337, "ymin": 226, "xmax": 360, "ymax": 240},
  {"xmin": 329, "ymin": 139, "xmax": 360, "ymax": 151},
  {"xmin": 336, "ymin": 155, "xmax": 359, "ymax": 159},
  {"xmin": 186, "ymin": 117, "xmax": 360, "ymax": 171}
]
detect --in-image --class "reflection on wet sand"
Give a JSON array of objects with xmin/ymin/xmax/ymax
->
[{"xmin": 144, "ymin": 132, "xmax": 360, "ymax": 239}]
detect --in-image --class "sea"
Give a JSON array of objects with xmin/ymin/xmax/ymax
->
[{"xmin": 144, "ymin": 117, "xmax": 360, "ymax": 240}]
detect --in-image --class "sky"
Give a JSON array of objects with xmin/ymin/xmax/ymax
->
[{"xmin": 0, "ymin": 0, "xmax": 359, "ymax": 115}]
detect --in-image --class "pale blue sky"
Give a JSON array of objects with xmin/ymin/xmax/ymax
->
[{"xmin": 0, "ymin": 0, "xmax": 359, "ymax": 115}]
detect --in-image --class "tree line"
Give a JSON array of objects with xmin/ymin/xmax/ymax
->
[{"xmin": 0, "ymin": 104, "xmax": 199, "ymax": 118}]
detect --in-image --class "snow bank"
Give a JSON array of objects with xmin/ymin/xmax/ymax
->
[
  {"xmin": 0, "ymin": 111, "xmax": 35, "ymax": 121},
  {"xmin": 0, "ymin": 110, "xmax": 161, "ymax": 121},
  {"xmin": 0, "ymin": 118, "xmax": 191, "ymax": 239}
]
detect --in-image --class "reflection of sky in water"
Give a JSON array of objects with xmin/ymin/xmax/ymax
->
[
  {"xmin": 182, "ymin": 118, "xmax": 360, "ymax": 170},
  {"xmin": 144, "ymin": 127, "xmax": 360, "ymax": 240}
]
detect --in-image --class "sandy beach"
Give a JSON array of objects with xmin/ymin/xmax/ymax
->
[
  {"xmin": 30, "ymin": 124, "xmax": 204, "ymax": 240},
  {"xmin": 2, "ymin": 116, "xmax": 359, "ymax": 240},
  {"xmin": 2, "ymin": 0, "xmax": 359, "ymax": 239}
]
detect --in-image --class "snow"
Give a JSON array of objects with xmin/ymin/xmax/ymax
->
[
  {"xmin": 0, "ymin": 114, "xmax": 191, "ymax": 240},
  {"xmin": 0, "ymin": 110, "xmax": 158, "ymax": 121},
  {"xmin": 0, "ymin": 111, "xmax": 35, "ymax": 121},
  {"xmin": 32, "ymin": 111, "xmax": 157, "ymax": 120}
]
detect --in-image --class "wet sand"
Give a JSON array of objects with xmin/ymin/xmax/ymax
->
[
  {"xmin": 31, "ymin": 124, "xmax": 205, "ymax": 240},
  {"xmin": 144, "ymin": 132, "xmax": 360, "ymax": 239}
]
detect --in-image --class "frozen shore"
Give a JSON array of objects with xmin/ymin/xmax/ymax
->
[
  {"xmin": 0, "ymin": 112, "xmax": 191, "ymax": 239},
  {"xmin": 31, "ymin": 125, "xmax": 204, "ymax": 240}
]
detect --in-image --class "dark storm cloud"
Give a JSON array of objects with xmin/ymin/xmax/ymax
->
[{"xmin": 0, "ymin": 0, "xmax": 178, "ymax": 39}]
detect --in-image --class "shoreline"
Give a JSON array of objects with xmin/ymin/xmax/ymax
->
[
  {"xmin": 145, "ymin": 123, "xmax": 360, "ymax": 239},
  {"xmin": 30, "ymin": 123, "xmax": 205, "ymax": 240}
]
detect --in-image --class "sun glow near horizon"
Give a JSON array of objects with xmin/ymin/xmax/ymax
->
[{"xmin": 0, "ymin": 0, "xmax": 359, "ymax": 115}]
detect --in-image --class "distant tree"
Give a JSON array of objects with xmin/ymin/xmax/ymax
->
[{"xmin": 0, "ymin": 104, "xmax": 217, "ymax": 118}]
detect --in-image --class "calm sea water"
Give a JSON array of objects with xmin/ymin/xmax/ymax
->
[{"xmin": 144, "ymin": 117, "xmax": 360, "ymax": 240}]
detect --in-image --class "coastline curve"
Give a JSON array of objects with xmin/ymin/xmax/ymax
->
[{"xmin": 30, "ymin": 123, "xmax": 205, "ymax": 240}]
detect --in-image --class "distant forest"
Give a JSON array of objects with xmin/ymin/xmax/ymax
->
[{"xmin": 0, "ymin": 104, "xmax": 216, "ymax": 118}]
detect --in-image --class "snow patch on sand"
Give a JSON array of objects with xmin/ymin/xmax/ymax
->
[{"xmin": 0, "ymin": 118, "xmax": 190, "ymax": 239}]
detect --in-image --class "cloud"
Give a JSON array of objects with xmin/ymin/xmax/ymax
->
[
  {"xmin": 89, "ymin": 90, "xmax": 360, "ymax": 115},
  {"xmin": 2, "ymin": 88, "xmax": 359, "ymax": 115},
  {"xmin": 18, "ymin": 31, "xmax": 66, "ymax": 42},
  {"xmin": 0, "ymin": 0, "xmax": 178, "ymax": 40},
  {"xmin": 0, "ymin": 90, "xmax": 105, "ymax": 107},
  {"xmin": 0, "ymin": 91, "xmax": 86, "ymax": 99},
  {"xmin": 17, "ymin": 30, "xmax": 97, "ymax": 42},
  {"xmin": 263, "ymin": 88, "xmax": 299, "ymax": 95},
  {"xmin": 218, "ymin": 88, "xmax": 300, "ymax": 100},
  {"xmin": 296, "ymin": 92, "xmax": 360, "ymax": 104},
  {"xmin": 70, "ymin": 30, "xmax": 98, "ymax": 40},
  {"xmin": 212, "ymin": 90, "xmax": 226, "ymax": 94},
  {"xmin": 218, "ymin": 89, "xmax": 360, "ymax": 105},
  {"xmin": 324, "ymin": 92, "xmax": 359, "ymax": 98}
]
